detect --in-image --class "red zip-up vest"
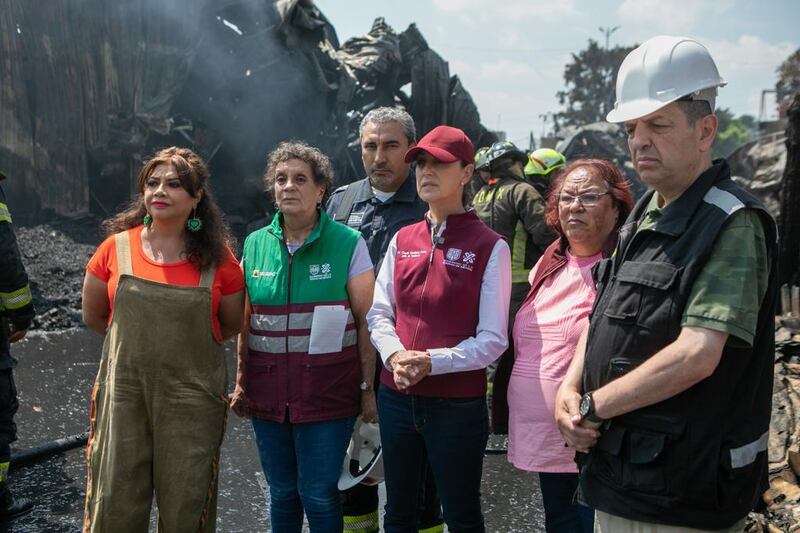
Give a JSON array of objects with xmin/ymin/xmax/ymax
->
[{"xmin": 381, "ymin": 210, "xmax": 502, "ymax": 397}]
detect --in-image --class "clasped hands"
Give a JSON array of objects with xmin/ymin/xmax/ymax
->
[
  {"xmin": 388, "ymin": 350, "xmax": 432, "ymax": 390},
  {"xmin": 555, "ymin": 389, "xmax": 602, "ymax": 453}
]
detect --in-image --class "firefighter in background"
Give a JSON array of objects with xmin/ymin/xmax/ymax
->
[
  {"xmin": 474, "ymin": 147, "xmax": 492, "ymax": 182},
  {"xmin": 0, "ymin": 171, "xmax": 35, "ymax": 522},
  {"xmin": 524, "ymin": 148, "xmax": 566, "ymax": 196},
  {"xmin": 465, "ymin": 146, "xmax": 491, "ymax": 206},
  {"xmin": 471, "ymin": 142, "xmax": 554, "ymax": 433}
]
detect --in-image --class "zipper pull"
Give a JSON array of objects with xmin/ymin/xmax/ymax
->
[{"xmin": 429, "ymin": 226, "xmax": 437, "ymax": 264}]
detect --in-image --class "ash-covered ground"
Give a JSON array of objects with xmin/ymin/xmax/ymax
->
[{"xmin": 16, "ymin": 218, "xmax": 103, "ymax": 331}]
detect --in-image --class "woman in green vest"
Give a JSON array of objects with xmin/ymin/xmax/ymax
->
[{"xmin": 231, "ymin": 141, "xmax": 377, "ymax": 533}]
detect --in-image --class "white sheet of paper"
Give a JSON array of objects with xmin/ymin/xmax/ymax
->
[{"xmin": 308, "ymin": 305, "xmax": 348, "ymax": 355}]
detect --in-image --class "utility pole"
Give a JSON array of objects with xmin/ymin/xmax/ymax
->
[
  {"xmin": 599, "ymin": 26, "xmax": 621, "ymax": 118},
  {"xmin": 598, "ymin": 26, "xmax": 620, "ymax": 50}
]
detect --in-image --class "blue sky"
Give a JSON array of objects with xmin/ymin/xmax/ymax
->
[{"xmin": 317, "ymin": 0, "xmax": 799, "ymax": 147}]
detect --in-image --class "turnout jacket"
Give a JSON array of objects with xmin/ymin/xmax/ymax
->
[
  {"xmin": 579, "ymin": 161, "xmax": 778, "ymax": 529},
  {"xmin": 0, "ymin": 183, "xmax": 34, "ymax": 368},
  {"xmin": 472, "ymin": 175, "xmax": 553, "ymax": 312}
]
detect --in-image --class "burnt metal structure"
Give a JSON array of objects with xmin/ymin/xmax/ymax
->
[
  {"xmin": 779, "ymin": 93, "xmax": 800, "ymax": 285},
  {"xmin": 0, "ymin": 0, "xmax": 495, "ymax": 228}
]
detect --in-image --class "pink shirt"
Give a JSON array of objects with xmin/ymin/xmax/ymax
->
[{"xmin": 507, "ymin": 249, "xmax": 601, "ymax": 472}]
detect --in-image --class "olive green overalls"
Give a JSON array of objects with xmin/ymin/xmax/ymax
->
[{"xmin": 84, "ymin": 231, "xmax": 228, "ymax": 532}]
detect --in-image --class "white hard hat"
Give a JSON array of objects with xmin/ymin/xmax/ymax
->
[
  {"xmin": 337, "ymin": 418, "xmax": 384, "ymax": 491},
  {"xmin": 606, "ymin": 35, "xmax": 726, "ymax": 123}
]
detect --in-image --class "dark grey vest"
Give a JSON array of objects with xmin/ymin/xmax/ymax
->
[{"xmin": 579, "ymin": 160, "xmax": 778, "ymax": 529}]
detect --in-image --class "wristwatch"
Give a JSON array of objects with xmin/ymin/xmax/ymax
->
[
  {"xmin": 579, "ymin": 392, "xmax": 604, "ymax": 424},
  {"xmin": 359, "ymin": 381, "xmax": 373, "ymax": 392}
]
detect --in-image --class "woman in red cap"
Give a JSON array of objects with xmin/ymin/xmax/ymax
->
[{"xmin": 367, "ymin": 125, "xmax": 512, "ymax": 532}]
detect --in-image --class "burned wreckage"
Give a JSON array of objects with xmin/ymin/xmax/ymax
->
[{"xmin": 0, "ymin": 0, "xmax": 496, "ymax": 228}]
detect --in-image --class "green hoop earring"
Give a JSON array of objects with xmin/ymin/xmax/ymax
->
[
  {"xmin": 143, "ymin": 214, "xmax": 152, "ymax": 226},
  {"xmin": 186, "ymin": 207, "xmax": 203, "ymax": 232}
]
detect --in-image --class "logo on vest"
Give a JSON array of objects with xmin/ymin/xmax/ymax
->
[
  {"xmin": 309, "ymin": 263, "xmax": 332, "ymax": 281},
  {"xmin": 252, "ymin": 269, "xmax": 277, "ymax": 278},
  {"xmin": 444, "ymin": 248, "xmax": 476, "ymax": 271}
]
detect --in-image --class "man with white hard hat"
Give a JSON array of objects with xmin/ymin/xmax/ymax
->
[{"xmin": 556, "ymin": 35, "xmax": 778, "ymax": 532}]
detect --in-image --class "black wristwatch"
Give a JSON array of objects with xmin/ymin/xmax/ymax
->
[
  {"xmin": 359, "ymin": 381, "xmax": 373, "ymax": 392},
  {"xmin": 579, "ymin": 392, "xmax": 604, "ymax": 424}
]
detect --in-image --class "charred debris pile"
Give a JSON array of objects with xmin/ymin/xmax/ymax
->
[
  {"xmin": 752, "ymin": 326, "xmax": 800, "ymax": 531},
  {"xmin": 0, "ymin": 0, "xmax": 495, "ymax": 230},
  {"xmin": 16, "ymin": 221, "xmax": 101, "ymax": 331}
]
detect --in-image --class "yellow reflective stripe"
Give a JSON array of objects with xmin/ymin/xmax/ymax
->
[
  {"xmin": 0, "ymin": 202, "xmax": 11, "ymax": 224},
  {"xmin": 343, "ymin": 510, "xmax": 379, "ymax": 533},
  {"xmin": 0, "ymin": 285, "xmax": 32, "ymax": 310},
  {"xmin": 418, "ymin": 524, "xmax": 445, "ymax": 533},
  {"xmin": 511, "ymin": 220, "xmax": 529, "ymax": 283}
]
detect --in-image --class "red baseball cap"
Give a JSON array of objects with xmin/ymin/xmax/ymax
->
[{"xmin": 404, "ymin": 125, "xmax": 474, "ymax": 165}]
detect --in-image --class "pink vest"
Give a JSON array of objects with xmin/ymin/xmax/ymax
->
[{"xmin": 382, "ymin": 210, "xmax": 502, "ymax": 397}]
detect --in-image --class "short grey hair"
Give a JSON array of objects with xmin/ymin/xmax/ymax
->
[
  {"xmin": 676, "ymin": 86, "xmax": 716, "ymax": 124},
  {"xmin": 359, "ymin": 107, "xmax": 416, "ymax": 144},
  {"xmin": 676, "ymin": 100, "xmax": 713, "ymax": 125}
]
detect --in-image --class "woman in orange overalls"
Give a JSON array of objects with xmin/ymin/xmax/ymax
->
[{"xmin": 81, "ymin": 147, "xmax": 244, "ymax": 532}]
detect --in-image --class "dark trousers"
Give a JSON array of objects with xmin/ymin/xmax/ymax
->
[
  {"xmin": 490, "ymin": 294, "xmax": 525, "ymax": 435},
  {"xmin": 490, "ymin": 343, "xmax": 513, "ymax": 434},
  {"xmin": 343, "ymin": 354, "xmax": 444, "ymax": 532},
  {"xmin": 378, "ymin": 385, "xmax": 488, "ymax": 533},
  {"xmin": 538, "ymin": 472, "xmax": 593, "ymax": 533},
  {"xmin": 0, "ymin": 369, "xmax": 18, "ymax": 464}
]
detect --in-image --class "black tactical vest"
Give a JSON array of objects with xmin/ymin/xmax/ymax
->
[{"xmin": 579, "ymin": 160, "xmax": 778, "ymax": 529}]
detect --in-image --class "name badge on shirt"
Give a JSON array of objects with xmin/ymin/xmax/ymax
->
[
  {"xmin": 347, "ymin": 210, "xmax": 365, "ymax": 227},
  {"xmin": 308, "ymin": 305, "xmax": 348, "ymax": 354}
]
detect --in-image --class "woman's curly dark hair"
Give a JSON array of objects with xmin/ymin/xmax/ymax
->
[
  {"xmin": 102, "ymin": 146, "xmax": 235, "ymax": 270},
  {"xmin": 264, "ymin": 141, "xmax": 334, "ymax": 206}
]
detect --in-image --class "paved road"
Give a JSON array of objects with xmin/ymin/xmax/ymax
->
[{"xmin": 4, "ymin": 329, "xmax": 546, "ymax": 532}]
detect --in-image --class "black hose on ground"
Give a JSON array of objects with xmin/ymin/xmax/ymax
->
[{"xmin": 9, "ymin": 432, "xmax": 89, "ymax": 471}]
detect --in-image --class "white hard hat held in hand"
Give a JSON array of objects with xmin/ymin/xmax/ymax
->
[
  {"xmin": 606, "ymin": 35, "xmax": 726, "ymax": 123},
  {"xmin": 337, "ymin": 417, "xmax": 384, "ymax": 491}
]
